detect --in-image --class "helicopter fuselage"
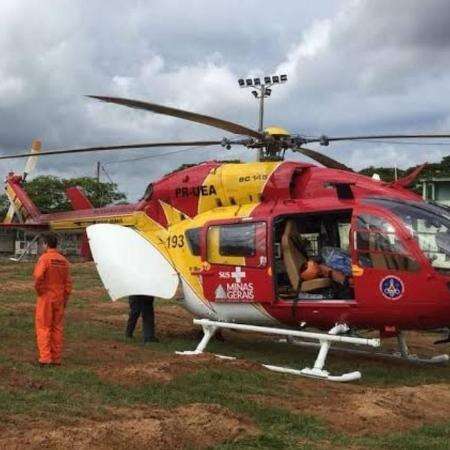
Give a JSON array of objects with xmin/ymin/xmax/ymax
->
[
  {"xmin": 9, "ymin": 160, "xmax": 450, "ymax": 334},
  {"xmin": 134, "ymin": 160, "xmax": 450, "ymax": 333}
]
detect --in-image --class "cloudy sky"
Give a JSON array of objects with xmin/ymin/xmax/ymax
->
[{"xmin": 1, "ymin": 0, "xmax": 450, "ymax": 200}]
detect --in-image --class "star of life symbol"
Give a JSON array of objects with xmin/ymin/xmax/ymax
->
[
  {"xmin": 215, "ymin": 284, "xmax": 226, "ymax": 300},
  {"xmin": 231, "ymin": 267, "xmax": 246, "ymax": 283},
  {"xmin": 380, "ymin": 276, "xmax": 404, "ymax": 300}
]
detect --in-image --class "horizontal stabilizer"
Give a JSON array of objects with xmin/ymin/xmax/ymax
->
[
  {"xmin": 86, "ymin": 224, "xmax": 179, "ymax": 300},
  {"xmin": 0, "ymin": 223, "xmax": 48, "ymax": 231}
]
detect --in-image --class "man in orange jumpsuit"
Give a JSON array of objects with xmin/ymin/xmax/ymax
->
[{"xmin": 33, "ymin": 233, "xmax": 72, "ymax": 366}]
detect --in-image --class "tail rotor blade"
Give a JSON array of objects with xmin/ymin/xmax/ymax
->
[{"xmin": 23, "ymin": 139, "xmax": 42, "ymax": 178}]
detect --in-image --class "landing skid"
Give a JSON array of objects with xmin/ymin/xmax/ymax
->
[
  {"xmin": 281, "ymin": 330, "xmax": 449, "ymax": 365},
  {"xmin": 176, "ymin": 319, "xmax": 380, "ymax": 382}
]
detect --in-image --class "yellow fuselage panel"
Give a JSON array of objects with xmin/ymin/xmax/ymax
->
[
  {"xmin": 158, "ymin": 203, "xmax": 258, "ymax": 301},
  {"xmin": 198, "ymin": 162, "xmax": 280, "ymax": 214}
]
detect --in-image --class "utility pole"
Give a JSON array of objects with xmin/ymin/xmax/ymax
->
[
  {"xmin": 238, "ymin": 74, "xmax": 287, "ymax": 161},
  {"xmin": 96, "ymin": 161, "xmax": 100, "ymax": 182}
]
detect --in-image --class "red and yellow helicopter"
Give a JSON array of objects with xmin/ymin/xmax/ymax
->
[{"xmin": 2, "ymin": 91, "xmax": 450, "ymax": 381}]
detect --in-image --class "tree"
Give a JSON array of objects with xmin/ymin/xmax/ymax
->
[
  {"xmin": 22, "ymin": 175, "xmax": 127, "ymax": 214},
  {"xmin": 0, "ymin": 194, "xmax": 9, "ymax": 219},
  {"xmin": 359, "ymin": 166, "xmax": 406, "ymax": 182},
  {"xmin": 359, "ymin": 155, "xmax": 450, "ymax": 182},
  {"xmin": 23, "ymin": 176, "xmax": 69, "ymax": 214}
]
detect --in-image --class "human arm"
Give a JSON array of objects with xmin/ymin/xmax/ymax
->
[
  {"xmin": 63, "ymin": 270, "xmax": 73, "ymax": 307},
  {"xmin": 33, "ymin": 256, "xmax": 48, "ymax": 296}
]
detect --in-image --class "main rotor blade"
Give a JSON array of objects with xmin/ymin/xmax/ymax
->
[
  {"xmin": 88, "ymin": 95, "xmax": 263, "ymax": 140},
  {"xmin": 0, "ymin": 140, "xmax": 222, "ymax": 161},
  {"xmin": 305, "ymin": 133, "xmax": 450, "ymax": 145},
  {"xmin": 292, "ymin": 146, "xmax": 352, "ymax": 171}
]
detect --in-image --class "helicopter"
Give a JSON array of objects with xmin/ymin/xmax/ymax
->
[{"xmin": 2, "ymin": 86, "xmax": 450, "ymax": 381}]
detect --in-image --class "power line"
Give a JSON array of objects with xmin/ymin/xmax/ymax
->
[
  {"xmin": 102, "ymin": 145, "xmax": 214, "ymax": 165},
  {"xmin": 100, "ymin": 164, "xmax": 115, "ymax": 184}
]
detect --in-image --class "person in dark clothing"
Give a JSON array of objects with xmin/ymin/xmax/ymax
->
[{"xmin": 125, "ymin": 295, "xmax": 158, "ymax": 343}]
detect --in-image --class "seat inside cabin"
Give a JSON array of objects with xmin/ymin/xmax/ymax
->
[{"xmin": 274, "ymin": 212, "xmax": 354, "ymax": 300}]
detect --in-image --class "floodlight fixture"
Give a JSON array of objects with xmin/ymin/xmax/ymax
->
[{"xmin": 236, "ymin": 73, "xmax": 288, "ymax": 159}]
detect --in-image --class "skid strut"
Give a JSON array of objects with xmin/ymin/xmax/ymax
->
[
  {"xmin": 176, "ymin": 319, "xmax": 380, "ymax": 382},
  {"xmin": 282, "ymin": 330, "xmax": 449, "ymax": 365}
]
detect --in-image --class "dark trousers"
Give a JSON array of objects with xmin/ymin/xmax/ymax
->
[{"xmin": 125, "ymin": 295, "xmax": 155, "ymax": 341}]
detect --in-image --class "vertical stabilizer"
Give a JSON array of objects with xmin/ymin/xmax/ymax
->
[
  {"xmin": 3, "ymin": 140, "xmax": 42, "ymax": 223},
  {"xmin": 4, "ymin": 174, "xmax": 41, "ymax": 223},
  {"xmin": 66, "ymin": 186, "xmax": 94, "ymax": 210}
]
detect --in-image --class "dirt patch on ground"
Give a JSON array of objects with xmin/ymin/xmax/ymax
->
[
  {"xmin": 97, "ymin": 354, "xmax": 215, "ymax": 384},
  {"xmin": 0, "ymin": 280, "xmax": 34, "ymax": 293},
  {"xmin": 0, "ymin": 403, "xmax": 259, "ymax": 450},
  {"xmin": 72, "ymin": 301, "xmax": 200, "ymax": 339},
  {"xmin": 251, "ymin": 380, "xmax": 450, "ymax": 436},
  {"xmin": 73, "ymin": 287, "xmax": 106, "ymax": 298},
  {"xmin": 156, "ymin": 305, "xmax": 199, "ymax": 339},
  {"xmin": 0, "ymin": 366, "xmax": 51, "ymax": 392},
  {"xmin": 97, "ymin": 353, "xmax": 262, "ymax": 385}
]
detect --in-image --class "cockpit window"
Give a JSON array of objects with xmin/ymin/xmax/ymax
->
[{"xmin": 365, "ymin": 198, "xmax": 450, "ymax": 273}]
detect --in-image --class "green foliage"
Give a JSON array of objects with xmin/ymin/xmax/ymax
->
[
  {"xmin": 0, "ymin": 193, "xmax": 9, "ymax": 218},
  {"xmin": 22, "ymin": 175, "xmax": 127, "ymax": 214},
  {"xmin": 23, "ymin": 175, "xmax": 68, "ymax": 214},
  {"xmin": 359, "ymin": 155, "xmax": 450, "ymax": 182},
  {"xmin": 359, "ymin": 166, "xmax": 405, "ymax": 182}
]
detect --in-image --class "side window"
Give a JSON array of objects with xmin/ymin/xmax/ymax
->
[
  {"xmin": 207, "ymin": 222, "xmax": 266, "ymax": 267},
  {"xmin": 355, "ymin": 214, "xmax": 420, "ymax": 272},
  {"xmin": 185, "ymin": 227, "xmax": 201, "ymax": 256}
]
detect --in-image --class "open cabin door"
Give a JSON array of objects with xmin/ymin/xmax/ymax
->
[{"xmin": 200, "ymin": 219, "xmax": 273, "ymax": 303}]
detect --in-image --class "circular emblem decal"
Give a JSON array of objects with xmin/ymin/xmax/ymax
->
[{"xmin": 380, "ymin": 276, "xmax": 404, "ymax": 300}]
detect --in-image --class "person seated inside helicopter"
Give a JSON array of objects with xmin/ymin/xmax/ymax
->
[{"xmin": 280, "ymin": 219, "xmax": 354, "ymax": 300}]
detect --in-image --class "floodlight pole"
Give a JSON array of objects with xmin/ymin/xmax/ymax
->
[
  {"xmin": 257, "ymin": 86, "xmax": 266, "ymax": 161},
  {"xmin": 258, "ymin": 86, "xmax": 265, "ymax": 133},
  {"xmin": 237, "ymin": 75, "xmax": 287, "ymax": 161}
]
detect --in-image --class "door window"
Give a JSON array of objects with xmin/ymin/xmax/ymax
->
[
  {"xmin": 365, "ymin": 198, "xmax": 450, "ymax": 273},
  {"xmin": 354, "ymin": 213, "xmax": 420, "ymax": 272},
  {"xmin": 207, "ymin": 222, "xmax": 266, "ymax": 267}
]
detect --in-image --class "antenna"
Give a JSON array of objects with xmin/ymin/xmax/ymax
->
[{"xmin": 237, "ymin": 74, "xmax": 288, "ymax": 160}]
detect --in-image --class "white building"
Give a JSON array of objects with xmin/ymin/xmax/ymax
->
[{"xmin": 419, "ymin": 177, "xmax": 450, "ymax": 206}]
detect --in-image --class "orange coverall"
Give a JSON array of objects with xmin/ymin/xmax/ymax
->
[{"xmin": 33, "ymin": 248, "xmax": 72, "ymax": 364}]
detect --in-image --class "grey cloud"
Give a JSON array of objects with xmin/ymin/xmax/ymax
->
[{"xmin": 0, "ymin": 0, "xmax": 449, "ymax": 200}]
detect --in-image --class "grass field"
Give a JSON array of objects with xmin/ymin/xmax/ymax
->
[{"xmin": 1, "ymin": 260, "xmax": 450, "ymax": 449}]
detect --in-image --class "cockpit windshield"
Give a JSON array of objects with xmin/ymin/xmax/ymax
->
[{"xmin": 365, "ymin": 198, "xmax": 450, "ymax": 273}]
